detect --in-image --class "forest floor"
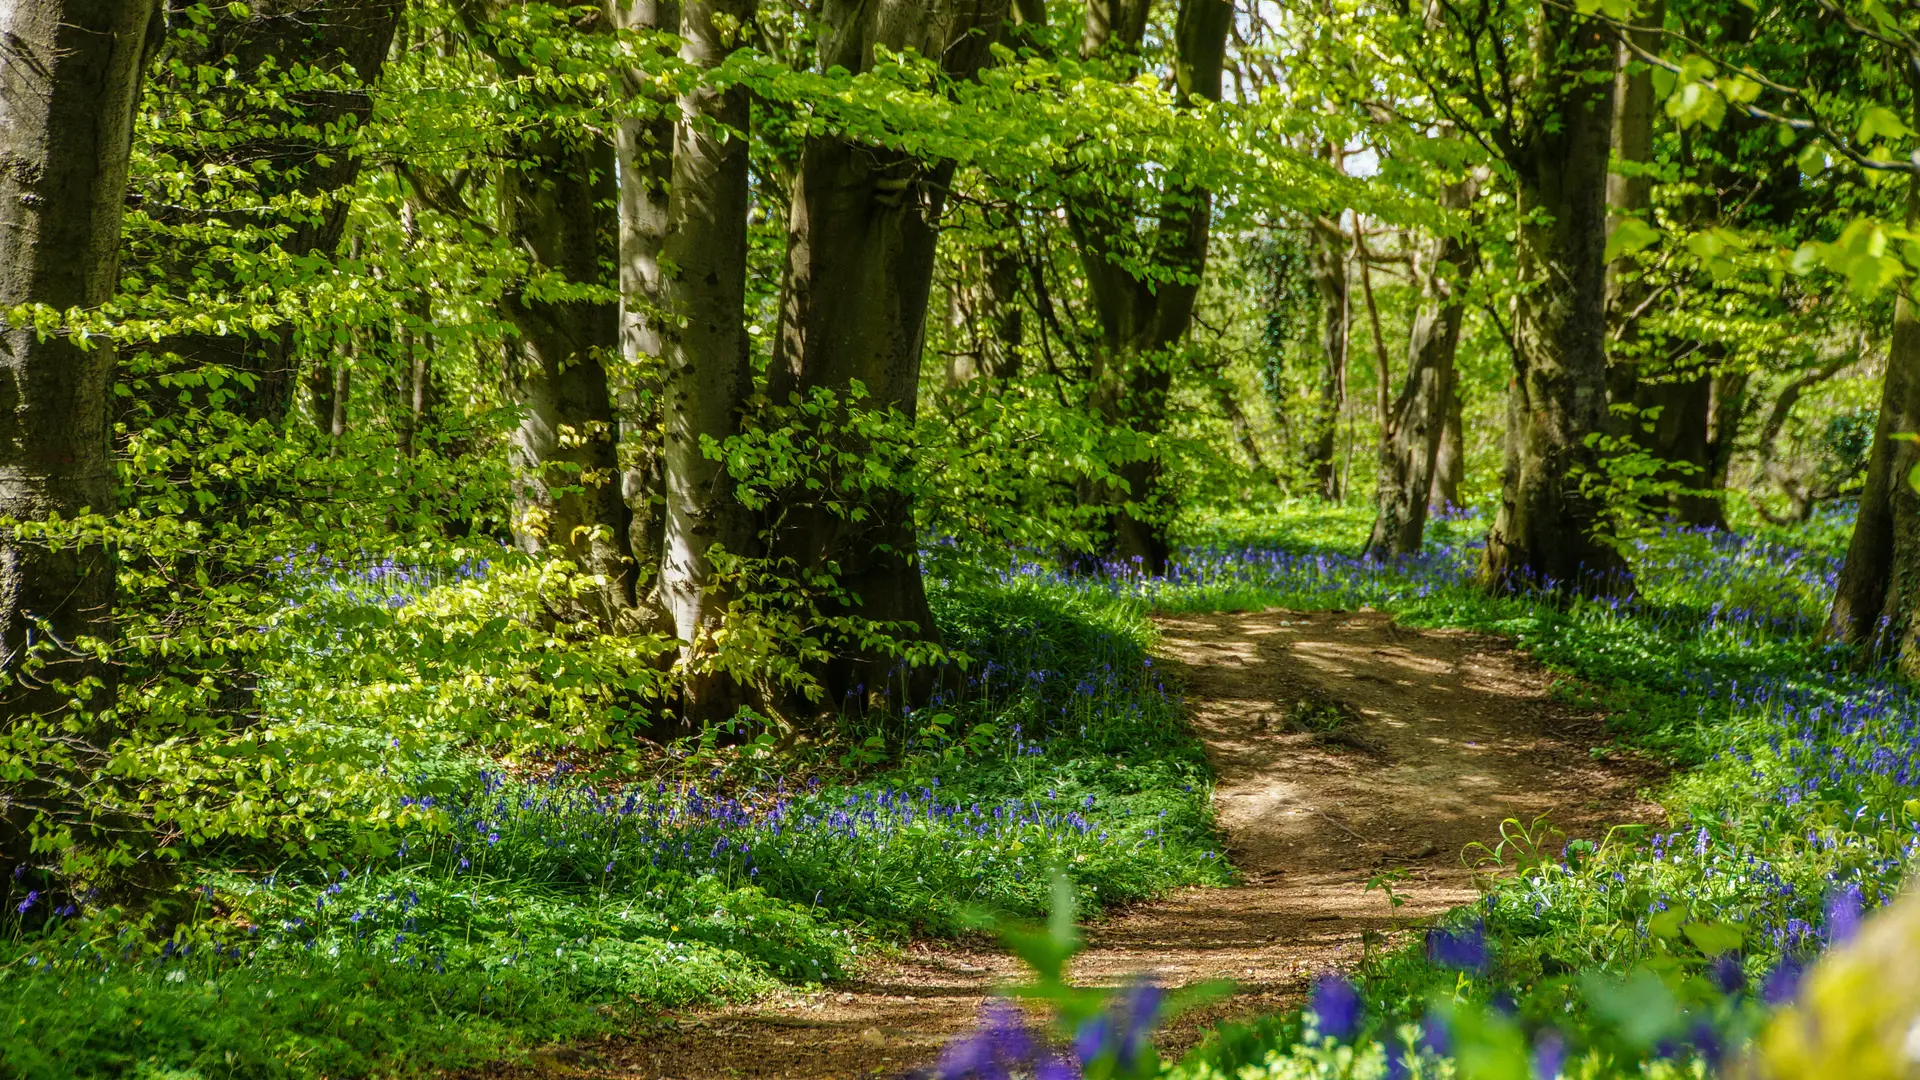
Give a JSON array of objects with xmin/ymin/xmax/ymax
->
[{"xmin": 465, "ymin": 608, "xmax": 1661, "ymax": 1080}]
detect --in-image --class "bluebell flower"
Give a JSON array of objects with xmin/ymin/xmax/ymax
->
[
  {"xmin": 1419, "ymin": 1008, "xmax": 1451, "ymax": 1057},
  {"xmin": 1761, "ymin": 958, "xmax": 1803, "ymax": 1005},
  {"xmin": 1533, "ymin": 1027, "xmax": 1568, "ymax": 1079},
  {"xmin": 1709, "ymin": 953, "xmax": 1744, "ymax": 995},
  {"xmin": 1309, "ymin": 974, "xmax": 1362, "ymax": 1041},
  {"xmin": 1427, "ymin": 921, "xmax": 1488, "ymax": 973},
  {"xmin": 1073, "ymin": 1013, "xmax": 1110, "ymax": 1065},
  {"xmin": 15, "ymin": 891, "xmax": 36, "ymax": 915},
  {"xmin": 1690, "ymin": 1019, "xmax": 1724, "ymax": 1070},
  {"xmin": 1826, "ymin": 883, "xmax": 1863, "ymax": 946}
]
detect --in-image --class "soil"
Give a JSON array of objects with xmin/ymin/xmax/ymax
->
[{"xmin": 458, "ymin": 608, "xmax": 1662, "ymax": 1080}]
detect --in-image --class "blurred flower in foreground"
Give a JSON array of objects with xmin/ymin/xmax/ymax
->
[
  {"xmin": 1756, "ymin": 884, "xmax": 1920, "ymax": 1080},
  {"xmin": 936, "ymin": 1000, "xmax": 1075, "ymax": 1080},
  {"xmin": 1309, "ymin": 974, "xmax": 1362, "ymax": 1041}
]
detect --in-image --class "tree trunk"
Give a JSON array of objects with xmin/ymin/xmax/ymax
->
[
  {"xmin": 1603, "ymin": 0, "xmax": 1661, "ymax": 407},
  {"xmin": 0, "ymin": 0, "xmax": 160, "ymax": 864},
  {"xmin": 1704, "ymin": 368, "xmax": 1747, "ymax": 495},
  {"xmin": 1066, "ymin": 0, "xmax": 1233, "ymax": 572},
  {"xmin": 1366, "ymin": 178, "xmax": 1477, "ymax": 558},
  {"xmin": 1304, "ymin": 218, "xmax": 1351, "ymax": 501},
  {"xmin": 983, "ymin": 250, "xmax": 1025, "ymax": 379},
  {"xmin": 498, "ymin": 132, "xmax": 635, "ymax": 628},
  {"xmin": 765, "ymin": 0, "xmax": 1010, "ymax": 713},
  {"xmin": 661, "ymin": 0, "xmax": 758, "ymax": 721},
  {"xmin": 611, "ymin": 0, "xmax": 677, "ymax": 601},
  {"xmin": 1430, "ymin": 380, "xmax": 1465, "ymax": 513},
  {"xmin": 1638, "ymin": 366, "xmax": 1718, "ymax": 525},
  {"xmin": 1481, "ymin": 11, "xmax": 1632, "ymax": 596},
  {"xmin": 1829, "ymin": 165, "xmax": 1920, "ymax": 668},
  {"xmin": 458, "ymin": 4, "xmax": 637, "ymax": 629}
]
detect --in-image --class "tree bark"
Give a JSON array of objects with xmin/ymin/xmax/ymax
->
[
  {"xmin": 453, "ymin": 3, "xmax": 637, "ymax": 628},
  {"xmin": 765, "ymin": 0, "xmax": 1010, "ymax": 712},
  {"xmin": 1829, "ymin": 165, "xmax": 1920, "ymax": 668},
  {"xmin": 1430, "ymin": 379, "xmax": 1465, "ymax": 513},
  {"xmin": 611, "ymin": 0, "xmax": 677, "ymax": 601},
  {"xmin": 0, "ymin": 0, "xmax": 161, "ymax": 863},
  {"xmin": 498, "ymin": 136, "xmax": 635, "ymax": 627},
  {"xmin": 1304, "ymin": 217, "xmax": 1351, "ymax": 501},
  {"xmin": 661, "ymin": 0, "xmax": 758, "ymax": 721},
  {"xmin": 1066, "ymin": 0, "xmax": 1233, "ymax": 573},
  {"xmin": 1366, "ymin": 178, "xmax": 1478, "ymax": 558},
  {"xmin": 1481, "ymin": 11, "xmax": 1633, "ymax": 596},
  {"xmin": 1603, "ymin": 0, "xmax": 1660, "ymax": 407}
]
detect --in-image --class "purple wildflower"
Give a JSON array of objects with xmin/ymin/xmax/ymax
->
[
  {"xmin": 1427, "ymin": 921, "xmax": 1489, "ymax": 973},
  {"xmin": 1708, "ymin": 953, "xmax": 1744, "ymax": 995},
  {"xmin": 1533, "ymin": 1027, "xmax": 1568, "ymax": 1079},
  {"xmin": 1309, "ymin": 974, "xmax": 1362, "ymax": 1041},
  {"xmin": 1761, "ymin": 958, "xmax": 1803, "ymax": 1005},
  {"xmin": 1825, "ymin": 883, "xmax": 1863, "ymax": 946}
]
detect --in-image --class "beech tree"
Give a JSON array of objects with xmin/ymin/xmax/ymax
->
[
  {"xmin": 1411, "ymin": 0, "xmax": 1633, "ymax": 595},
  {"xmin": 0, "ymin": 0, "xmax": 161, "ymax": 859},
  {"xmin": 132, "ymin": 0, "xmax": 404, "ymax": 428},
  {"xmin": 460, "ymin": 1, "xmax": 638, "ymax": 629},
  {"xmin": 1063, "ymin": 0, "xmax": 1235, "ymax": 574},
  {"xmin": 1366, "ymin": 176, "xmax": 1479, "ymax": 558},
  {"xmin": 660, "ymin": 0, "xmax": 759, "ymax": 719}
]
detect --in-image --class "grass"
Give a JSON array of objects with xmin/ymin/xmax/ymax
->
[{"xmin": 0, "ymin": 573, "xmax": 1227, "ymax": 1080}]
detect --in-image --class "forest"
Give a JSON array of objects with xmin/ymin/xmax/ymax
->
[{"xmin": 2, "ymin": 0, "xmax": 1919, "ymax": 1076}]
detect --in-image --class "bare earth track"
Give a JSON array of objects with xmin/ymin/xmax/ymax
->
[{"xmin": 465, "ymin": 608, "xmax": 1660, "ymax": 1079}]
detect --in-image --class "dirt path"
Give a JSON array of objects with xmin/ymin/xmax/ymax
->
[{"xmin": 473, "ymin": 609, "xmax": 1660, "ymax": 1079}]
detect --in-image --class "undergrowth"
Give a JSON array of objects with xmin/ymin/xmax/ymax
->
[{"xmin": 0, "ymin": 575, "xmax": 1226, "ymax": 1080}]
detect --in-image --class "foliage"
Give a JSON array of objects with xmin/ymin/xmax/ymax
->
[{"xmin": 0, "ymin": 573, "xmax": 1225, "ymax": 1078}]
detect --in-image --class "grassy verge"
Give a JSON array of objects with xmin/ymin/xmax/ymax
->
[{"xmin": 0, "ymin": 575, "xmax": 1227, "ymax": 1080}]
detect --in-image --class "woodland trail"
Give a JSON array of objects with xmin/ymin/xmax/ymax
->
[{"xmin": 474, "ymin": 609, "xmax": 1661, "ymax": 1080}]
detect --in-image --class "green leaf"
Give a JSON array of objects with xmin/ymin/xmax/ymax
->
[
  {"xmin": 1681, "ymin": 921, "xmax": 1744, "ymax": 956},
  {"xmin": 1858, "ymin": 105, "xmax": 1912, "ymax": 143},
  {"xmin": 1605, "ymin": 217, "xmax": 1662, "ymax": 263},
  {"xmin": 1649, "ymin": 908, "xmax": 1687, "ymax": 940},
  {"xmin": 1581, "ymin": 968, "xmax": 1684, "ymax": 1050}
]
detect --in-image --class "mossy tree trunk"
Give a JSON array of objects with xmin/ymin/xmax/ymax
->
[
  {"xmin": 1480, "ymin": 11, "xmax": 1633, "ymax": 597},
  {"xmin": 1366, "ymin": 177, "xmax": 1478, "ymax": 559},
  {"xmin": 764, "ymin": 0, "xmax": 1011, "ymax": 713}
]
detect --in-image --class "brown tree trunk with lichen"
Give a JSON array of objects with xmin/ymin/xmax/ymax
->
[
  {"xmin": 1367, "ymin": 178, "xmax": 1477, "ymax": 559},
  {"xmin": 763, "ymin": 0, "xmax": 1012, "ymax": 715},
  {"xmin": 1481, "ymin": 10, "xmax": 1632, "ymax": 596}
]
